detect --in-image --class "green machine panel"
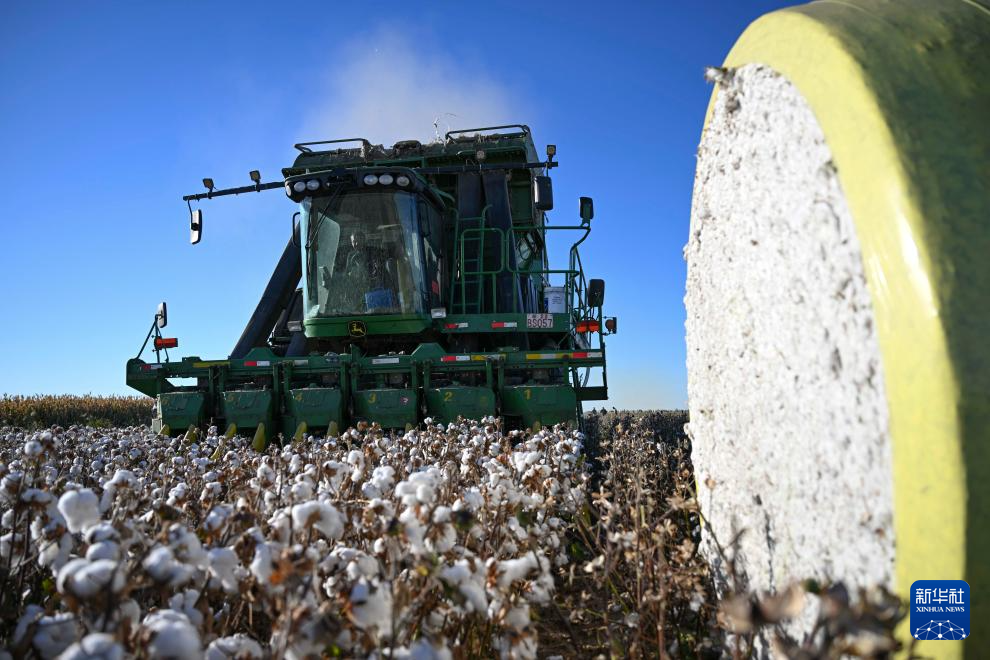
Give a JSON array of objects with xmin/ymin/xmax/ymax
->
[
  {"xmin": 223, "ymin": 389, "xmax": 274, "ymax": 431},
  {"xmin": 425, "ymin": 386, "xmax": 496, "ymax": 424},
  {"xmin": 286, "ymin": 387, "xmax": 345, "ymax": 435},
  {"xmin": 156, "ymin": 391, "xmax": 205, "ymax": 434},
  {"xmin": 354, "ymin": 388, "xmax": 418, "ymax": 429},
  {"xmin": 501, "ymin": 384, "xmax": 578, "ymax": 429}
]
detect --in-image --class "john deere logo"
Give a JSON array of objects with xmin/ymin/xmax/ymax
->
[{"xmin": 348, "ymin": 320, "xmax": 367, "ymax": 337}]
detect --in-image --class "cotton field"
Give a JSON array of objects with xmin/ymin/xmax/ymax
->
[
  {"xmin": 0, "ymin": 420, "xmax": 592, "ymax": 659},
  {"xmin": 0, "ymin": 414, "xmax": 905, "ymax": 658}
]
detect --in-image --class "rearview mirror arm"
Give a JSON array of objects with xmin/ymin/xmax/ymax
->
[
  {"xmin": 135, "ymin": 317, "xmax": 162, "ymax": 361},
  {"xmin": 182, "ymin": 180, "xmax": 285, "ymax": 202}
]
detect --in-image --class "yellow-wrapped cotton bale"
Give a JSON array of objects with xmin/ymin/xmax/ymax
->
[{"xmin": 686, "ymin": 1, "xmax": 989, "ymax": 655}]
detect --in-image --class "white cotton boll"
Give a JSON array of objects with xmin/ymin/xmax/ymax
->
[
  {"xmin": 402, "ymin": 639, "xmax": 453, "ymax": 660},
  {"xmin": 250, "ymin": 543, "xmax": 274, "ymax": 586},
  {"xmin": 361, "ymin": 465, "xmax": 395, "ymax": 499},
  {"xmin": 85, "ymin": 540, "xmax": 119, "ymax": 561},
  {"xmin": 335, "ymin": 548, "xmax": 378, "ymax": 580},
  {"xmin": 415, "ymin": 484, "xmax": 434, "ymax": 505},
  {"xmin": 291, "ymin": 479, "xmax": 313, "ymax": 500},
  {"xmin": 57, "ymin": 489, "xmax": 101, "ymax": 534},
  {"xmin": 167, "ymin": 524, "xmax": 209, "ymax": 570},
  {"xmin": 291, "ymin": 500, "xmax": 344, "ymax": 540},
  {"xmin": 24, "ymin": 439, "xmax": 43, "ymax": 457},
  {"xmin": 507, "ymin": 516, "xmax": 528, "ymax": 541},
  {"xmin": 203, "ymin": 505, "xmax": 232, "ymax": 534},
  {"xmin": 39, "ymin": 533, "xmax": 74, "ymax": 570},
  {"xmin": 347, "ymin": 449, "xmax": 365, "ymax": 481},
  {"xmin": 349, "ymin": 579, "xmax": 393, "ymax": 638},
  {"xmin": 84, "ymin": 523, "xmax": 118, "ymax": 545},
  {"xmin": 168, "ymin": 589, "xmax": 204, "ymax": 627},
  {"xmin": 117, "ymin": 599, "xmax": 141, "ymax": 627},
  {"xmin": 257, "ymin": 464, "xmax": 275, "ymax": 484},
  {"xmin": 267, "ymin": 509, "xmax": 291, "ymax": 543},
  {"xmin": 321, "ymin": 461, "xmax": 348, "ymax": 493},
  {"xmin": 503, "ymin": 605, "xmax": 531, "ymax": 631},
  {"xmin": 496, "ymin": 555, "xmax": 539, "ymax": 589},
  {"xmin": 32, "ymin": 613, "xmax": 80, "ymax": 659},
  {"xmin": 440, "ymin": 561, "xmax": 488, "ymax": 613},
  {"xmin": 13, "ymin": 604, "xmax": 45, "ymax": 647},
  {"xmin": 399, "ymin": 509, "xmax": 425, "ymax": 555},
  {"xmin": 59, "ymin": 559, "xmax": 125, "ymax": 599},
  {"xmin": 166, "ymin": 483, "xmax": 188, "ymax": 506},
  {"xmin": 56, "ymin": 632, "xmax": 123, "ymax": 660},
  {"xmin": 0, "ymin": 533, "xmax": 27, "ymax": 569},
  {"xmin": 142, "ymin": 610, "xmax": 201, "ymax": 657},
  {"xmin": 208, "ymin": 547, "xmax": 244, "ymax": 594},
  {"xmin": 394, "ymin": 481, "xmax": 418, "ymax": 507},
  {"xmin": 143, "ymin": 546, "xmax": 193, "ymax": 588},
  {"xmin": 426, "ymin": 524, "xmax": 456, "ymax": 554},
  {"xmin": 21, "ymin": 488, "xmax": 52, "ymax": 505},
  {"xmin": 432, "ymin": 506, "xmax": 451, "ymax": 524},
  {"xmin": 205, "ymin": 634, "xmax": 264, "ymax": 660},
  {"xmin": 106, "ymin": 469, "xmax": 137, "ymax": 489},
  {"xmin": 462, "ymin": 489, "xmax": 484, "ymax": 512},
  {"xmin": 200, "ymin": 481, "xmax": 223, "ymax": 501}
]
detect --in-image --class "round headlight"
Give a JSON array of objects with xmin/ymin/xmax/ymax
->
[
  {"xmin": 305, "ymin": 179, "xmax": 320, "ymax": 191},
  {"xmin": 292, "ymin": 181, "xmax": 307, "ymax": 193},
  {"xmin": 285, "ymin": 182, "xmax": 293, "ymax": 196},
  {"xmin": 363, "ymin": 174, "xmax": 379, "ymax": 186},
  {"xmin": 378, "ymin": 173, "xmax": 394, "ymax": 186},
  {"xmin": 395, "ymin": 175, "xmax": 411, "ymax": 187}
]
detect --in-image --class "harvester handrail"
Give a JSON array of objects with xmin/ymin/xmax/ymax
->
[
  {"xmin": 445, "ymin": 125, "xmax": 531, "ymax": 142},
  {"xmin": 294, "ymin": 138, "xmax": 372, "ymax": 154}
]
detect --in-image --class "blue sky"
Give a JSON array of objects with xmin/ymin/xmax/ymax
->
[{"xmin": 0, "ymin": 1, "xmax": 792, "ymax": 409}]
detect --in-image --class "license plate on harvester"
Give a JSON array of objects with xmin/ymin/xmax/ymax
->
[{"xmin": 526, "ymin": 314, "xmax": 554, "ymax": 329}]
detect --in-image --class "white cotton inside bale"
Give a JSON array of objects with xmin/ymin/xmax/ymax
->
[{"xmin": 685, "ymin": 64, "xmax": 895, "ymax": 609}]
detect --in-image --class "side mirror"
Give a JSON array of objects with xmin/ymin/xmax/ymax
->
[
  {"xmin": 579, "ymin": 196, "xmax": 594, "ymax": 222},
  {"xmin": 291, "ymin": 211, "xmax": 301, "ymax": 247},
  {"xmin": 588, "ymin": 279, "xmax": 605, "ymax": 307},
  {"xmin": 190, "ymin": 209, "xmax": 203, "ymax": 245},
  {"xmin": 157, "ymin": 302, "xmax": 168, "ymax": 329},
  {"xmin": 534, "ymin": 176, "xmax": 554, "ymax": 211}
]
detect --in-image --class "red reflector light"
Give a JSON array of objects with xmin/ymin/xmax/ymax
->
[
  {"xmin": 575, "ymin": 319, "xmax": 601, "ymax": 333},
  {"xmin": 154, "ymin": 337, "xmax": 179, "ymax": 349}
]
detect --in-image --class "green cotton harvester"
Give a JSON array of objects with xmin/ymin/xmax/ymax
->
[{"xmin": 126, "ymin": 125, "xmax": 615, "ymax": 444}]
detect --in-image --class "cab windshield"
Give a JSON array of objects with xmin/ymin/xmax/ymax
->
[{"xmin": 300, "ymin": 190, "xmax": 427, "ymax": 318}]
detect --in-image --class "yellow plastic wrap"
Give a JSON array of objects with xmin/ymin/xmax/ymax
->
[{"xmin": 706, "ymin": 0, "xmax": 990, "ymax": 655}]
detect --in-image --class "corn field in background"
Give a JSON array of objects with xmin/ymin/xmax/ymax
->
[{"xmin": 0, "ymin": 396, "xmax": 153, "ymax": 429}]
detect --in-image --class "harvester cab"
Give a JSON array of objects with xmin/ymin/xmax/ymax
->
[{"xmin": 127, "ymin": 125, "xmax": 615, "ymax": 442}]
